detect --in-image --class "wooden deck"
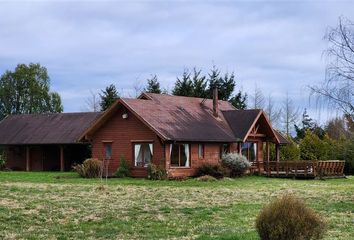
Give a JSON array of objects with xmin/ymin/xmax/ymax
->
[{"xmin": 251, "ymin": 160, "xmax": 345, "ymax": 179}]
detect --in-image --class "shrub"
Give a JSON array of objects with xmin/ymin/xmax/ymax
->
[
  {"xmin": 196, "ymin": 175, "xmax": 217, "ymax": 182},
  {"xmin": 196, "ymin": 164, "xmax": 225, "ymax": 179},
  {"xmin": 256, "ymin": 194, "xmax": 327, "ymax": 240},
  {"xmin": 147, "ymin": 163, "xmax": 167, "ymax": 180},
  {"xmin": 221, "ymin": 153, "xmax": 251, "ymax": 177},
  {"xmin": 299, "ymin": 130, "xmax": 328, "ymax": 160},
  {"xmin": 115, "ymin": 155, "xmax": 130, "ymax": 178},
  {"xmin": 73, "ymin": 158, "xmax": 102, "ymax": 178}
]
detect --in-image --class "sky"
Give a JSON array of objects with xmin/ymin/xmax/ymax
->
[{"xmin": 0, "ymin": 0, "xmax": 353, "ymax": 124}]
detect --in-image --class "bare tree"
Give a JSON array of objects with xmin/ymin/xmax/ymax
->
[
  {"xmin": 265, "ymin": 94, "xmax": 281, "ymax": 127},
  {"xmin": 251, "ymin": 85, "xmax": 265, "ymax": 109},
  {"xmin": 280, "ymin": 93, "xmax": 299, "ymax": 136},
  {"xmin": 132, "ymin": 77, "xmax": 143, "ymax": 98},
  {"xmin": 85, "ymin": 90, "xmax": 100, "ymax": 112},
  {"xmin": 310, "ymin": 17, "xmax": 354, "ymax": 119}
]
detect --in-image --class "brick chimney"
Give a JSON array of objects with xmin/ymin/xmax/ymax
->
[{"xmin": 213, "ymin": 87, "xmax": 219, "ymax": 118}]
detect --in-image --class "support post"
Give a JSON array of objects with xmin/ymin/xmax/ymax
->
[
  {"xmin": 266, "ymin": 141, "xmax": 270, "ymax": 162},
  {"xmin": 275, "ymin": 144, "xmax": 280, "ymax": 162},
  {"xmin": 238, "ymin": 142, "xmax": 242, "ymax": 154},
  {"xmin": 26, "ymin": 146, "xmax": 30, "ymax": 171},
  {"xmin": 60, "ymin": 145, "xmax": 64, "ymax": 172}
]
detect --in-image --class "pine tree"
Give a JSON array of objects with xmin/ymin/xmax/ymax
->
[
  {"xmin": 191, "ymin": 68, "xmax": 208, "ymax": 98},
  {"xmin": 172, "ymin": 69, "xmax": 193, "ymax": 96},
  {"xmin": 229, "ymin": 91, "xmax": 247, "ymax": 109},
  {"xmin": 99, "ymin": 84, "xmax": 119, "ymax": 111},
  {"xmin": 145, "ymin": 75, "xmax": 161, "ymax": 94}
]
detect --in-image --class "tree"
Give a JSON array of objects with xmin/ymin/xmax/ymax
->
[
  {"xmin": 207, "ymin": 66, "xmax": 235, "ymax": 101},
  {"xmin": 145, "ymin": 75, "xmax": 161, "ymax": 94},
  {"xmin": 85, "ymin": 90, "xmax": 100, "ymax": 112},
  {"xmin": 0, "ymin": 63, "xmax": 63, "ymax": 120},
  {"xmin": 99, "ymin": 84, "xmax": 119, "ymax": 111},
  {"xmin": 191, "ymin": 68, "xmax": 208, "ymax": 98},
  {"xmin": 325, "ymin": 116, "xmax": 351, "ymax": 140},
  {"xmin": 229, "ymin": 91, "xmax": 247, "ymax": 109},
  {"xmin": 172, "ymin": 69, "xmax": 193, "ymax": 96},
  {"xmin": 172, "ymin": 66, "xmax": 247, "ymax": 109},
  {"xmin": 265, "ymin": 94, "xmax": 281, "ymax": 127},
  {"xmin": 251, "ymin": 85, "xmax": 265, "ymax": 109},
  {"xmin": 310, "ymin": 17, "xmax": 354, "ymax": 120},
  {"xmin": 294, "ymin": 109, "xmax": 326, "ymax": 141},
  {"xmin": 280, "ymin": 93, "xmax": 299, "ymax": 136},
  {"xmin": 299, "ymin": 130, "xmax": 328, "ymax": 160}
]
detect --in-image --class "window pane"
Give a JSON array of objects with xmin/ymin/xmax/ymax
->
[
  {"xmin": 250, "ymin": 143, "xmax": 257, "ymax": 162},
  {"xmin": 170, "ymin": 144, "xmax": 179, "ymax": 166},
  {"xmin": 142, "ymin": 143, "xmax": 152, "ymax": 166},
  {"xmin": 105, "ymin": 144, "xmax": 112, "ymax": 159},
  {"xmin": 180, "ymin": 144, "xmax": 189, "ymax": 167},
  {"xmin": 134, "ymin": 144, "xmax": 143, "ymax": 167},
  {"xmin": 198, "ymin": 144, "xmax": 204, "ymax": 158}
]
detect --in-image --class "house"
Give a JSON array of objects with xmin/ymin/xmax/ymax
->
[{"xmin": 0, "ymin": 90, "xmax": 288, "ymax": 177}]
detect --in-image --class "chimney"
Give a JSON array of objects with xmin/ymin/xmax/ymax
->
[{"xmin": 213, "ymin": 86, "xmax": 219, "ymax": 118}]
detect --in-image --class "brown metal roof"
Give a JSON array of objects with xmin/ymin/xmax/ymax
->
[
  {"xmin": 0, "ymin": 112, "xmax": 102, "ymax": 145},
  {"xmin": 123, "ymin": 93, "xmax": 236, "ymax": 142},
  {"xmin": 274, "ymin": 130, "xmax": 291, "ymax": 145}
]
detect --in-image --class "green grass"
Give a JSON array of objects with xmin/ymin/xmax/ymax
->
[{"xmin": 0, "ymin": 172, "xmax": 353, "ymax": 240}]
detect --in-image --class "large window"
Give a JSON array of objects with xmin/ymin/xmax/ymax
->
[
  {"xmin": 170, "ymin": 144, "xmax": 190, "ymax": 167},
  {"xmin": 104, "ymin": 143, "xmax": 112, "ymax": 160},
  {"xmin": 134, "ymin": 143, "xmax": 153, "ymax": 167},
  {"xmin": 241, "ymin": 142, "xmax": 257, "ymax": 162}
]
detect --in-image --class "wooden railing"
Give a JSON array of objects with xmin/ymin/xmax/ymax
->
[{"xmin": 251, "ymin": 160, "xmax": 345, "ymax": 178}]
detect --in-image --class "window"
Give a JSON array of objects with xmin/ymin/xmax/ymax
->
[
  {"xmin": 104, "ymin": 143, "xmax": 112, "ymax": 160},
  {"xmin": 198, "ymin": 144, "xmax": 204, "ymax": 159},
  {"xmin": 134, "ymin": 143, "xmax": 153, "ymax": 167},
  {"xmin": 241, "ymin": 142, "xmax": 257, "ymax": 162},
  {"xmin": 170, "ymin": 144, "xmax": 190, "ymax": 167},
  {"xmin": 220, "ymin": 144, "xmax": 230, "ymax": 159}
]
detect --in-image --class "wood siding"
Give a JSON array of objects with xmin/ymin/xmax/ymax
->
[{"xmin": 90, "ymin": 107, "xmax": 165, "ymax": 177}]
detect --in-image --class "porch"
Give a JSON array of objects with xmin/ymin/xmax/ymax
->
[{"xmin": 251, "ymin": 160, "xmax": 345, "ymax": 178}]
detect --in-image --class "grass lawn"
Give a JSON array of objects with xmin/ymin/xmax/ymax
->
[{"xmin": 0, "ymin": 172, "xmax": 353, "ymax": 240}]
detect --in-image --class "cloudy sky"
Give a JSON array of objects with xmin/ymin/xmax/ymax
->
[{"xmin": 0, "ymin": 0, "xmax": 353, "ymax": 123}]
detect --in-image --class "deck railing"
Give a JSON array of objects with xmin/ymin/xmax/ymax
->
[{"xmin": 251, "ymin": 160, "xmax": 345, "ymax": 178}]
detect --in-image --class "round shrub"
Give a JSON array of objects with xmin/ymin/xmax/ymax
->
[
  {"xmin": 221, "ymin": 153, "xmax": 250, "ymax": 177},
  {"xmin": 73, "ymin": 158, "xmax": 102, "ymax": 178},
  {"xmin": 196, "ymin": 164, "xmax": 225, "ymax": 179},
  {"xmin": 256, "ymin": 194, "xmax": 327, "ymax": 240},
  {"xmin": 147, "ymin": 163, "xmax": 167, "ymax": 180}
]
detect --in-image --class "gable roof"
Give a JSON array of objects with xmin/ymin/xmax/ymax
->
[
  {"xmin": 0, "ymin": 112, "xmax": 102, "ymax": 145},
  {"xmin": 222, "ymin": 109, "xmax": 262, "ymax": 141},
  {"xmin": 82, "ymin": 93, "xmax": 237, "ymax": 142}
]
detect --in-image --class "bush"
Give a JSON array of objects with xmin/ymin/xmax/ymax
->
[
  {"xmin": 115, "ymin": 155, "xmax": 130, "ymax": 178},
  {"xmin": 299, "ymin": 130, "xmax": 328, "ymax": 160},
  {"xmin": 196, "ymin": 164, "xmax": 225, "ymax": 179},
  {"xmin": 196, "ymin": 175, "xmax": 217, "ymax": 182},
  {"xmin": 256, "ymin": 194, "xmax": 327, "ymax": 240},
  {"xmin": 147, "ymin": 163, "xmax": 167, "ymax": 180},
  {"xmin": 73, "ymin": 158, "xmax": 102, "ymax": 178},
  {"xmin": 221, "ymin": 153, "xmax": 250, "ymax": 177}
]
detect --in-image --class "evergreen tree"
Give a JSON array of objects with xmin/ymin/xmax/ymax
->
[
  {"xmin": 295, "ymin": 109, "xmax": 325, "ymax": 140},
  {"xmin": 191, "ymin": 68, "xmax": 208, "ymax": 98},
  {"xmin": 172, "ymin": 69, "xmax": 193, "ymax": 96},
  {"xmin": 229, "ymin": 91, "xmax": 247, "ymax": 109},
  {"xmin": 0, "ymin": 63, "xmax": 63, "ymax": 120},
  {"xmin": 145, "ymin": 75, "xmax": 161, "ymax": 94},
  {"xmin": 99, "ymin": 84, "xmax": 119, "ymax": 111}
]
